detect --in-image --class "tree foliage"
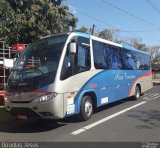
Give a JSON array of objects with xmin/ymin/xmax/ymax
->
[
  {"xmin": 98, "ymin": 29, "xmax": 120, "ymax": 42},
  {"xmin": 148, "ymin": 45, "xmax": 160, "ymax": 69},
  {"xmin": 76, "ymin": 27, "xmax": 120, "ymax": 42},
  {"xmin": 0, "ymin": 0, "xmax": 78, "ymax": 44},
  {"xmin": 75, "ymin": 26, "xmax": 89, "ymax": 34},
  {"xmin": 123, "ymin": 38, "xmax": 148, "ymax": 51}
]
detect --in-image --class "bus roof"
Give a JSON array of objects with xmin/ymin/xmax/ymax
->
[
  {"xmin": 72, "ymin": 32, "xmax": 150, "ymax": 55},
  {"xmin": 39, "ymin": 32, "xmax": 150, "ymax": 56},
  {"xmin": 72, "ymin": 32, "xmax": 122, "ymax": 48},
  {"xmin": 122, "ymin": 43, "xmax": 150, "ymax": 55}
]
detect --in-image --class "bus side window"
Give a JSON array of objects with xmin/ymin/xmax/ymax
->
[
  {"xmin": 123, "ymin": 50, "xmax": 137, "ymax": 70},
  {"xmin": 74, "ymin": 44, "xmax": 91, "ymax": 74},
  {"xmin": 109, "ymin": 46, "xmax": 123, "ymax": 70},
  {"xmin": 92, "ymin": 40, "xmax": 109, "ymax": 69},
  {"xmin": 137, "ymin": 53, "xmax": 150, "ymax": 70},
  {"xmin": 74, "ymin": 36, "xmax": 91, "ymax": 74}
]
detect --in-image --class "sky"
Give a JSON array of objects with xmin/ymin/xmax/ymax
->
[{"xmin": 63, "ymin": 0, "xmax": 160, "ymax": 46}]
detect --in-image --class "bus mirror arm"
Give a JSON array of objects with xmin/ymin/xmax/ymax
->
[{"xmin": 69, "ymin": 42, "xmax": 76, "ymax": 54}]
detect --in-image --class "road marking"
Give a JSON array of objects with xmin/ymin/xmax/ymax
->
[
  {"xmin": 143, "ymin": 93, "xmax": 159, "ymax": 97},
  {"xmin": 143, "ymin": 94, "xmax": 160, "ymax": 101},
  {"xmin": 142, "ymin": 93, "xmax": 160, "ymax": 100},
  {"xmin": 71, "ymin": 129, "xmax": 85, "ymax": 135},
  {"xmin": 71, "ymin": 101, "xmax": 146, "ymax": 135}
]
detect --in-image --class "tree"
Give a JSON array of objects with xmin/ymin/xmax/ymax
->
[
  {"xmin": 148, "ymin": 45, "xmax": 160, "ymax": 69},
  {"xmin": 76, "ymin": 27, "xmax": 120, "ymax": 42},
  {"xmin": 51, "ymin": 0, "xmax": 63, "ymax": 7},
  {"xmin": 0, "ymin": 0, "xmax": 78, "ymax": 45},
  {"xmin": 98, "ymin": 29, "xmax": 120, "ymax": 42},
  {"xmin": 75, "ymin": 26, "xmax": 90, "ymax": 33},
  {"xmin": 123, "ymin": 38, "xmax": 148, "ymax": 51},
  {"xmin": 7, "ymin": 0, "xmax": 63, "ymax": 9}
]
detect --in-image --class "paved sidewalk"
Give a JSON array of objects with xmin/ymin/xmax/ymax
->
[{"xmin": 152, "ymin": 78, "xmax": 160, "ymax": 84}]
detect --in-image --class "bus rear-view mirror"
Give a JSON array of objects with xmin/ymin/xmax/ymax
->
[{"xmin": 69, "ymin": 42, "xmax": 76, "ymax": 54}]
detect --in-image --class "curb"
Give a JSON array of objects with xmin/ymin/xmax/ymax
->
[
  {"xmin": 153, "ymin": 83, "xmax": 160, "ymax": 86},
  {"xmin": 152, "ymin": 79, "xmax": 160, "ymax": 85}
]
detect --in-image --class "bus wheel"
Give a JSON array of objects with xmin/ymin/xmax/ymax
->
[
  {"xmin": 79, "ymin": 96, "xmax": 93, "ymax": 121},
  {"xmin": 134, "ymin": 85, "xmax": 141, "ymax": 100}
]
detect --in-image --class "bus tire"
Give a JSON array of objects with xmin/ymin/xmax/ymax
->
[
  {"xmin": 134, "ymin": 85, "xmax": 141, "ymax": 100},
  {"xmin": 79, "ymin": 96, "xmax": 93, "ymax": 121}
]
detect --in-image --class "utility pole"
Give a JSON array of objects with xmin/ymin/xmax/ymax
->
[{"xmin": 91, "ymin": 24, "xmax": 96, "ymax": 35}]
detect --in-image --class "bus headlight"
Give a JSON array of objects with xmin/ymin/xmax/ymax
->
[{"xmin": 36, "ymin": 92, "xmax": 58, "ymax": 103}]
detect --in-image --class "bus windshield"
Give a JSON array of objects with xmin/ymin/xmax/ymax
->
[{"xmin": 7, "ymin": 34, "xmax": 68, "ymax": 92}]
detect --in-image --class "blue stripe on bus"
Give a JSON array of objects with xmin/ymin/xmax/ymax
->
[
  {"xmin": 71, "ymin": 69, "xmax": 151, "ymax": 115},
  {"xmin": 75, "ymin": 32, "xmax": 91, "ymax": 38}
]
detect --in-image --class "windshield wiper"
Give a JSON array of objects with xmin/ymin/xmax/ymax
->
[
  {"xmin": 11, "ymin": 67, "xmax": 45, "ymax": 75},
  {"xmin": 21, "ymin": 66, "xmax": 45, "ymax": 75}
]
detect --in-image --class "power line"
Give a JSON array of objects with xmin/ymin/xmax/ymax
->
[
  {"xmin": 68, "ymin": 5, "xmax": 160, "ymax": 43},
  {"xmin": 102, "ymin": 0, "xmax": 160, "ymax": 31},
  {"xmin": 96, "ymin": 26, "xmax": 159, "ymax": 42},
  {"xmin": 71, "ymin": 7, "xmax": 115, "ymax": 28},
  {"xmin": 97, "ymin": 26, "xmax": 156, "ymax": 33},
  {"xmin": 145, "ymin": 0, "xmax": 160, "ymax": 14},
  {"xmin": 71, "ymin": 7, "xmax": 157, "ymax": 33}
]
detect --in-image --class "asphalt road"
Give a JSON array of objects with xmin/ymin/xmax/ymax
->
[{"xmin": 0, "ymin": 85, "xmax": 160, "ymax": 144}]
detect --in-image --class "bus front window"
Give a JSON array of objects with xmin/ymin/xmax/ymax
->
[{"xmin": 7, "ymin": 35, "xmax": 68, "ymax": 92}]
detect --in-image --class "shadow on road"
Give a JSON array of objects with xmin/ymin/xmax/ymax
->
[
  {"xmin": 0, "ymin": 94, "xmax": 152, "ymax": 133},
  {"xmin": 61, "ymin": 97, "xmax": 137, "ymax": 124},
  {"xmin": 0, "ymin": 119, "xmax": 68, "ymax": 133},
  {"xmin": 127, "ymin": 109, "xmax": 160, "ymax": 129}
]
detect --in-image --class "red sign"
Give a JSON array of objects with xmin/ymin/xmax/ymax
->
[{"xmin": 11, "ymin": 44, "xmax": 25, "ymax": 51}]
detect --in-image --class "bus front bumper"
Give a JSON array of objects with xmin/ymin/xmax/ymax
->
[{"xmin": 4, "ymin": 94, "xmax": 65, "ymax": 119}]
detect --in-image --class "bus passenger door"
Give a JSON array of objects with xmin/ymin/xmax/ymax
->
[{"xmin": 61, "ymin": 36, "xmax": 90, "ymax": 80}]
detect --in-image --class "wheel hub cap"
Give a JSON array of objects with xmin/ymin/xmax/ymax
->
[{"xmin": 85, "ymin": 101, "xmax": 92, "ymax": 117}]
